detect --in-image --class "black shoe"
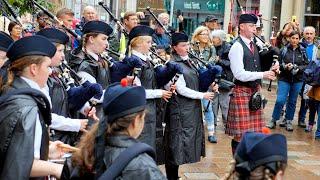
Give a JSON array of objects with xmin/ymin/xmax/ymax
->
[
  {"xmin": 298, "ymin": 121, "xmax": 306, "ymax": 128},
  {"xmin": 208, "ymin": 136, "xmax": 217, "ymax": 143}
]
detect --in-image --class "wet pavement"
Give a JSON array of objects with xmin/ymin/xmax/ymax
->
[{"xmin": 159, "ymin": 86, "xmax": 320, "ymax": 179}]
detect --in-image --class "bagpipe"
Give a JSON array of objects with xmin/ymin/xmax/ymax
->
[
  {"xmin": 0, "ymin": 0, "xmax": 22, "ymax": 26},
  {"xmin": 99, "ymin": 48, "xmax": 143, "ymax": 84},
  {"xmin": 98, "ymin": 1, "xmax": 128, "ymax": 37},
  {"xmin": 253, "ymin": 21, "xmax": 280, "ymax": 92},
  {"xmin": 57, "ymin": 60, "xmax": 103, "ymax": 111},
  {"xmin": 30, "ymin": 0, "xmax": 81, "ymax": 41},
  {"xmin": 188, "ymin": 49, "xmax": 222, "ymax": 92},
  {"xmin": 146, "ymin": 6, "xmax": 172, "ymax": 37},
  {"xmin": 148, "ymin": 45, "xmax": 183, "ymax": 88},
  {"xmin": 0, "ymin": 0, "xmax": 36, "ymax": 34},
  {"xmin": 105, "ymin": 40, "xmax": 183, "ymax": 88}
]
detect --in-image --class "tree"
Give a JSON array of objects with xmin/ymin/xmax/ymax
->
[{"xmin": 4, "ymin": 0, "xmax": 54, "ymax": 15}]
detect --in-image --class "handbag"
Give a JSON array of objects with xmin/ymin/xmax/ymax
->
[{"xmin": 219, "ymin": 79, "xmax": 235, "ymax": 91}]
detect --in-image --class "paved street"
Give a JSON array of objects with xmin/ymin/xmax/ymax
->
[{"xmin": 160, "ymin": 85, "xmax": 320, "ymax": 179}]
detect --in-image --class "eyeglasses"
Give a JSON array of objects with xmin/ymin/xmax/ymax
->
[{"xmin": 199, "ymin": 33, "xmax": 209, "ymax": 36}]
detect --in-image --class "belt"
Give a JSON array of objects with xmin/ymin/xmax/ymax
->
[{"xmin": 234, "ymin": 80, "xmax": 260, "ymax": 88}]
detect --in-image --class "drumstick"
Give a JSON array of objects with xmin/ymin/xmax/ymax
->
[{"xmin": 58, "ymin": 144, "xmax": 79, "ymax": 152}]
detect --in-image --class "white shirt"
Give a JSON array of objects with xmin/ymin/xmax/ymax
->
[
  {"xmin": 43, "ymin": 84, "xmax": 82, "ymax": 132},
  {"xmin": 228, "ymin": 35, "xmax": 264, "ymax": 82},
  {"xmin": 178, "ymin": 55, "xmax": 204, "ymax": 99},
  {"xmin": 132, "ymin": 50, "xmax": 163, "ymax": 99},
  {"xmin": 165, "ymin": 55, "xmax": 205, "ymax": 100},
  {"xmin": 20, "ymin": 76, "xmax": 44, "ymax": 159}
]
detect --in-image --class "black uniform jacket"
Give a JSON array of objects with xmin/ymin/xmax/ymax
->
[
  {"xmin": 131, "ymin": 54, "xmax": 158, "ymax": 150},
  {"xmin": 164, "ymin": 54, "xmax": 205, "ymax": 165},
  {"xmin": 0, "ymin": 77, "xmax": 51, "ymax": 180},
  {"xmin": 69, "ymin": 49, "xmax": 110, "ymax": 89}
]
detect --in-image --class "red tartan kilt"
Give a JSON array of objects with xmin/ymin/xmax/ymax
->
[{"xmin": 225, "ymin": 85, "xmax": 264, "ymax": 139}]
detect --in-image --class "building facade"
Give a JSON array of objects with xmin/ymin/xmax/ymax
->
[{"xmin": 56, "ymin": 0, "xmax": 319, "ymax": 39}]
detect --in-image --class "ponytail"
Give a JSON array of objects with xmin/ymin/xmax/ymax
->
[{"xmin": 72, "ymin": 110, "xmax": 145, "ymax": 175}]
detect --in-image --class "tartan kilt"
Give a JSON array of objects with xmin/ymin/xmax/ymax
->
[{"xmin": 225, "ymin": 85, "xmax": 264, "ymax": 139}]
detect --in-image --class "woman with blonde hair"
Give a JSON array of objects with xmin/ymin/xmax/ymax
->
[
  {"xmin": 191, "ymin": 26, "xmax": 218, "ymax": 143},
  {"xmin": 191, "ymin": 26, "xmax": 217, "ymax": 63}
]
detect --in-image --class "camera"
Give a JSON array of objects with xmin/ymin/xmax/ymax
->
[{"xmin": 291, "ymin": 64, "xmax": 299, "ymax": 75}]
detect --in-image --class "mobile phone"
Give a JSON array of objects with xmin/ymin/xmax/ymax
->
[
  {"xmin": 291, "ymin": 15, "xmax": 297, "ymax": 23},
  {"xmin": 176, "ymin": 9, "xmax": 181, "ymax": 18}
]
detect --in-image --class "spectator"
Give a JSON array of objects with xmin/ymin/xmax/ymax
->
[
  {"xmin": 204, "ymin": 15, "xmax": 219, "ymax": 33},
  {"xmin": 298, "ymin": 26, "xmax": 319, "ymax": 129},
  {"xmin": 8, "ymin": 21, "xmax": 22, "ymax": 41},
  {"xmin": 267, "ymin": 30, "xmax": 309, "ymax": 131},
  {"xmin": 211, "ymin": 29, "xmax": 233, "ymax": 128}
]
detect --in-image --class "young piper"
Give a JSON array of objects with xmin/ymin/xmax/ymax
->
[
  {"xmin": 223, "ymin": 132, "xmax": 287, "ymax": 180},
  {"xmin": 127, "ymin": 25, "xmax": 174, "ymax": 150},
  {"xmin": 0, "ymin": 36, "xmax": 65, "ymax": 179},
  {"xmin": 37, "ymin": 28, "xmax": 97, "ymax": 145},
  {"xmin": 69, "ymin": 20, "xmax": 113, "ymax": 89},
  {"xmin": 0, "ymin": 31, "xmax": 13, "ymax": 68},
  {"xmin": 71, "ymin": 82, "xmax": 166, "ymax": 179},
  {"xmin": 165, "ymin": 32, "xmax": 218, "ymax": 180}
]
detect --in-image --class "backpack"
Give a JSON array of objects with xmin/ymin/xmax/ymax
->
[
  {"xmin": 97, "ymin": 143, "xmax": 155, "ymax": 180},
  {"xmin": 303, "ymin": 59, "xmax": 320, "ymax": 86}
]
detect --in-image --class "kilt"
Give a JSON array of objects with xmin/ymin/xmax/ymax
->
[{"xmin": 225, "ymin": 85, "xmax": 264, "ymax": 139}]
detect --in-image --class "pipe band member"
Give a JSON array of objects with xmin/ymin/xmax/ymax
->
[
  {"xmin": 0, "ymin": 35, "xmax": 66, "ymax": 179},
  {"xmin": 69, "ymin": 20, "xmax": 114, "ymax": 119},
  {"xmin": 223, "ymin": 132, "xmax": 287, "ymax": 180},
  {"xmin": 37, "ymin": 28, "xmax": 94, "ymax": 145},
  {"xmin": 226, "ymin": 14, "xmax": 279, "ymax": 155},
  {"xmin": 127, "ymin": 25, "xmax": 174, "ymax": 151},
  {"xmin": 164, "ymin": 32, "xmax": 218, "ymax": 180},
  {"xmin": 0, "ymin": 31, "xmax": 13, "ymax": 68},
  {"xmin": 69, "ymin": 20, "xmax": 113, "ymax": 89},
  {"xmin": 71, "ymin": 83, "xmax": 166, "ymax": 179}
]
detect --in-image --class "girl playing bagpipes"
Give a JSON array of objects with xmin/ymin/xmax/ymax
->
[
  {"xmin": 125, "ymin": 25, "xmax": 181, "ymax": 151},
  {"xmin": 164, "ymin": 32, "xmax": 219, "ymax": 180},
  {"xmin": 36, "ymin": 28, "xmax": 100, "ymax": 145}
]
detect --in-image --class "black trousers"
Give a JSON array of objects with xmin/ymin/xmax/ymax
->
[{"xmin": 165, "ymin": 162, "xmax": 179, "ymax": 180}]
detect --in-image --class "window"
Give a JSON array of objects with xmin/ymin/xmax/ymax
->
[
  {"xmin": 305, "ymin": 0, "xmax": 320, "ymax": 14},
  {"xmin": 304, "ymin": 0, "xmax": 320, "ymax": 35}
]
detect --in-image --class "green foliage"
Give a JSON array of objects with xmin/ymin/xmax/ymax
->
[{"xmin": 5, "ymin": 0, "xmax": 54, "ymax": 15}]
